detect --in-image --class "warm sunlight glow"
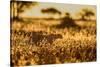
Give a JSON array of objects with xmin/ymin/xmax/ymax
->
[{"xmin": 20, "ymin": 2, "xmax": 96, "ymax": 19}]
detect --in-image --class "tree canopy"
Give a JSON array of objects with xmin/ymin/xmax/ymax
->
[
  {"xmin": 11, "ymin": 0, "xmax": 38, "ymax": 21},
  {"xmin": 41, "ymin": 7, "xmax": 61, "ymax": 15},
  {"xmin": 78, "ymin": 8, "xmax": 95, "ymax": 21}
]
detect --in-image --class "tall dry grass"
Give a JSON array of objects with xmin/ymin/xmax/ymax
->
[{"xmin": 11, "ymin": 20, "xmax": 96, "ymax": 66}]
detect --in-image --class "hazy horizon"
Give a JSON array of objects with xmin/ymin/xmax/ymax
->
[{"xmin": 20, "ymin": 2, "xmax": 96, "ymax": 19}]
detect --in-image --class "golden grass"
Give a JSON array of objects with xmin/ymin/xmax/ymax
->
[{"xmin": 11, "ymin": 20, "xmax": 96, "ymax": 66}]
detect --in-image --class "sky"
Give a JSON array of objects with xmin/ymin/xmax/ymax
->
[{"xmin": 20, "ymin": 2, "xmax": 96, "ymax": 19}]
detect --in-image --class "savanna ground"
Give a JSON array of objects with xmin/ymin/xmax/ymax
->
[{"xmin": 10, "ymin": 18, "xmax": 96, "ymax": 66}]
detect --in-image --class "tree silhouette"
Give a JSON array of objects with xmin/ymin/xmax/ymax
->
[
  {"xmin": 11, "ymin": 0, "xmax": 37, "ymax": 21},
  {"xmin": 41, "ymin": 7, "xmax": 61, "ymax": 18},
  {"xmin": 55, "ymin": 12, "xmax": 78, "ymax": 28},
  {"xmin": 78, "ymin": 8, "xmax": 95, "ymax": 21}
]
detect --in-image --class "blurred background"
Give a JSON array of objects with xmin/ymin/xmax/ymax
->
[{"xmin": 11, "ymin": 0, "xmax": 96, "ymax": 21}]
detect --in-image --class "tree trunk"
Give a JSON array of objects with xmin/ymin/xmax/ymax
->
[
  {"xmin": 81, "ymin": 15, "xmax": 85, "ymax": 20},
  {"xmin": 11, "ymin": 1, "xmax": 18, "ymax": 21}
]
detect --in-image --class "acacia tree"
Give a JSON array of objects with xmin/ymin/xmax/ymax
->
[
  {"xmin": 78, "ymin": 8, "xmax": 95, "ymax": 21},
  {"xmin": 58, "ymin": 12, "xmax": 78, "ymax": 28},
  {"xmin": 11, "ymin": 0, "xmax": 37, "ymax": 21},
  {"xmin": 41, "ymin": 8, "xmax": 61, "ymax": 18}
]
